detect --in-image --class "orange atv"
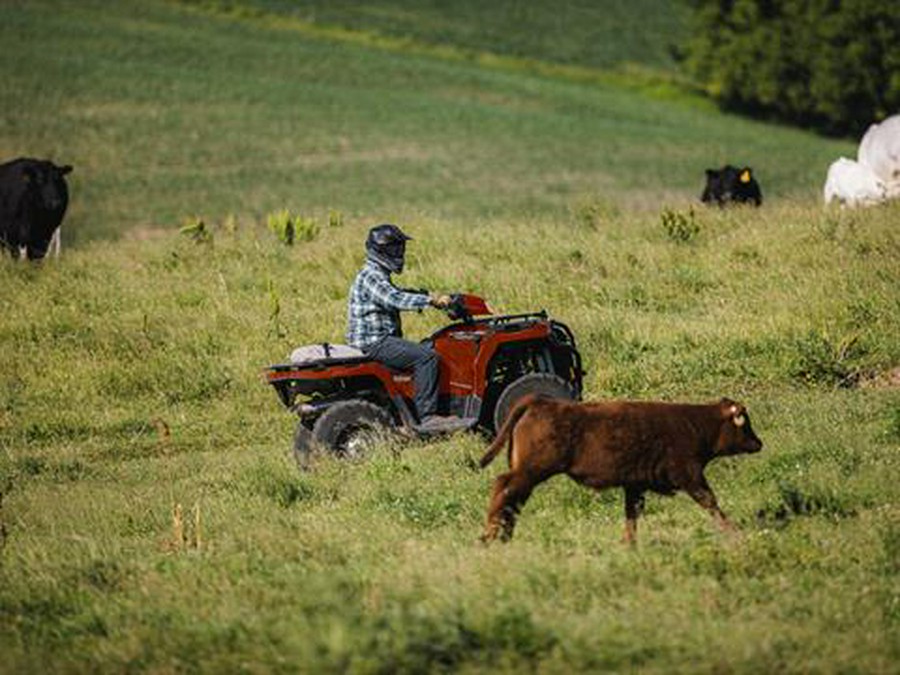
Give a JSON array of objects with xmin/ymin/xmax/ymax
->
[{"xmin": 265, "ymin": 294, "xmax": 583, "ymax": 465}]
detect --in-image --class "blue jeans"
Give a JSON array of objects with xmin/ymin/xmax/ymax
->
[{"xmin": 363, "ymin": 336, "xmax": 439, "ymax": 419}]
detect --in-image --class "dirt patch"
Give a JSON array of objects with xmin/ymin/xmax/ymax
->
[
  {"xmin": 860, "ymin": 366, "xmax": 900, "ymax": 389},
  {"xmin": 126, "ymin": 225, "xmax": 171, "ymax": 241}
]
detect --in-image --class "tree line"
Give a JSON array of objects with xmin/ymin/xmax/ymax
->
[{"xmin": 681, "ymin": 0, "xmax": 900, "ymax": 136}]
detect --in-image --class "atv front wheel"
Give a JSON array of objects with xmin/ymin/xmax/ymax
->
[
  {"xmin": 493, "ymin": 373, "xmax": 575, "ymax": 433},
  {"xmin": 310, "ymin": 399, "xmax": 394, "ymax": 460}
]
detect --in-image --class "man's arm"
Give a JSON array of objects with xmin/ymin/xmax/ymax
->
[{"xmin": 363, "ymin": 270, "xmax": 431, "ymax": 311}]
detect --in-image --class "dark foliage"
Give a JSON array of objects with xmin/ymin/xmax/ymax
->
[{"xmin": 682, "ymin": 0, "xmax": 900, "ymax": 136}]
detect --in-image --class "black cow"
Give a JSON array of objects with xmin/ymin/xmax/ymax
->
[
  {"xmin": 0, "ymin": 158, "xmax": 73, "ymax": 260},
  {"xmin": 701, "ymin": 165, "xmax": 762, "ymax": 206}
]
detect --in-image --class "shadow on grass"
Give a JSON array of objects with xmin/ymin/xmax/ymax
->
[{"xmin": 755, "ymin": 481, "xmax": 861, "ymax": 526}]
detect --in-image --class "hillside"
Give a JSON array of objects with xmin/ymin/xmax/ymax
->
[
  {"xmin": 191, "ymin": 0, "xmax": 690, "ymax": 70},
  {"xmin": 1, "ymin": 0, "xmax": 853, "ymax": 243}
]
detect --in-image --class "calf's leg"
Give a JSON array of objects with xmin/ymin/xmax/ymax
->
[
  {"xmin": 685, "ymin": 478, "xmax": 735, "ymax": 533},
  {"xmin": 481, "ymin": 471, "xmax": 537, "ymax": 543},
  {"xmin": 622, "ymin": 486, "xmax": 645, "ymax": 545}
]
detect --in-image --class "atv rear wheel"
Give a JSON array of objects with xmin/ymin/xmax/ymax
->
[
  {"xmin": 310, "ymin": 399, "xmax": 394, "ymax": 460},
  {"xmin": 493, "ymin": 373, "xmax": 575, "ymax": 433}
]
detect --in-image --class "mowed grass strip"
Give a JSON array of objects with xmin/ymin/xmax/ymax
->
[{"xmin": 205, "ymin": 0, "xmax": 690, "ymax": 71}]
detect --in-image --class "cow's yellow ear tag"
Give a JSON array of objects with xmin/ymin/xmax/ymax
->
[{"xmin": 740, "ymin": 170, "xmax": 751, "ymax": 183}]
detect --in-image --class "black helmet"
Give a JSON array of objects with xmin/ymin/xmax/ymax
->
[{"xmin": 365, "ymin": 223, "xmax": 412, "ymax": 273}]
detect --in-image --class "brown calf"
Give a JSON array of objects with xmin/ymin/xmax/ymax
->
[{"xmin": 480, "ymin": 395, "xmax": 763, "ymax": 543}]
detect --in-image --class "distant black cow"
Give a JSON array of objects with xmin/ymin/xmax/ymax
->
[
  {"xmin": 0, "ymin": 158, "xmax": 73, "ymax": 260},
  {"xmin": 701, "ymin": 165, "xmax": 762, "ymax": 206}
]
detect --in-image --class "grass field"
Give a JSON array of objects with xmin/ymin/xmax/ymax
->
[
  {"xmin": 1, "ymin": 0, "xmax": 853, "ymax": 243},
  {"xmin": 187, "ymin": 0, "xmax": 691, "ymax": 70},
  {"xmin": 2, "ymin": 1, "xmax": 899, "ymax": 673}
]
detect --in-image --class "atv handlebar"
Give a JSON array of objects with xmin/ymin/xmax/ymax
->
[
  {"xmin": 401, "ymin": 288, "xmax": 492, "ymax": 322},
  {"xmin": 446, "ymin": 294, "xmax": 492, "ymax": 322}
]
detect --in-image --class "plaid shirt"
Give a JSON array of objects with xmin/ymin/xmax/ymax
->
[{"xmin": 346, "ymin": 261, "xmax": 430, "ymax": 348}]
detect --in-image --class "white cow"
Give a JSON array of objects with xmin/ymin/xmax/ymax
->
[
  {"xmin": 823, "ymin": 157, "xmax": 886, "ymax": 207},
  {"xmin": 858, "ymin": 114, "xmax": 900, "ymax": 195}
]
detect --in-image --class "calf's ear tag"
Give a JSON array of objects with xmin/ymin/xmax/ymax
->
[
  {"xmin": 734, "ymin": 414, "xmax": 746, "ymax": 427},
  {"xmin": 740, "ymin": 170, "xmax": 751, "ymax": 183}
]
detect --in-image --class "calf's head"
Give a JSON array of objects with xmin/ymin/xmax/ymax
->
[{"xmin": 713, "ymin": 398, "xmax": 763, "ymax": 456}]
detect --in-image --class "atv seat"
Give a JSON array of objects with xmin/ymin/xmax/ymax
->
[
  {"xmin": 284, "ymin": 343, "xmax": 410, "ymax": 375},
  {"xmin": 290, "ymin": 343, "xmax": 365, "ymax": 364}
]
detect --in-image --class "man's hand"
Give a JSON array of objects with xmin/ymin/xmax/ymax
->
[{"xmin": 430, "ymin": 293, "xmax": 452, "ymax": 309}]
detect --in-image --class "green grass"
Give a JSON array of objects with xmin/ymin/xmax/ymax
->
[
  {"xmin": 2, "ymin": 1, "xmax": 899, "ymax": 672},
  {"xmin": 1, "ymin": 0, "xmax": 853, "ymax": 244},
  {"xmin": 188, "ymin": 0, "xmax": 690, "ymax": 71},
  {"xmin": 2, "ymin": 201, "xmax": 899, "ymax": 673}
]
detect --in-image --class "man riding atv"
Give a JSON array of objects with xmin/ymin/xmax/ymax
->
[
  {"xmin": 265, "ymin": 226, "xmax": 584, "ymax": 461},
  {"xmin": 347, "ymin": 223, "xmax": 470, "ymax": 433}
]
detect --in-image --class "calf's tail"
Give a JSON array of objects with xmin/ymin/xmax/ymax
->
[{"xmin": 479, "ymin": 395, "xmax": 537, "ymax": 468}]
